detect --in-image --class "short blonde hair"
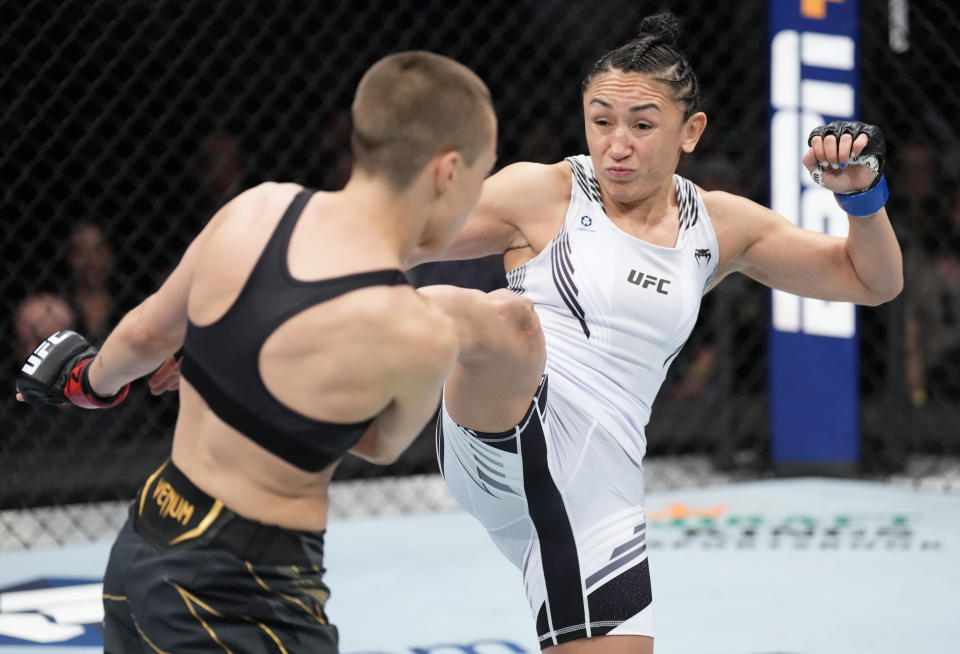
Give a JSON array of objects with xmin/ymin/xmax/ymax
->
[{"xmin": 351, "ymin": 51, "xmax": 494, "ymax": 188}]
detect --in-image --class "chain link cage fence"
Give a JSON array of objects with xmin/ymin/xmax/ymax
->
[{"xmin": 1, "ymin": 0, "xmax": 957, "ymax": 549}]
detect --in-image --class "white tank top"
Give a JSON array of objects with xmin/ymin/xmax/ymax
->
[{"xmin": 507, "ymin": 155, "xmax": 719, "ymax": 449}]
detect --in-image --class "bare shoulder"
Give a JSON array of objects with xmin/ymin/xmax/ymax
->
[
  {"xmin": 485, "ymin": 161, "xmax": 570, "ymax": 220},
  {"xmin": 501, "ymin": 160, "xmax": 570, "ymax": 187},
  {"xmin": 188, "ymin": 183, "xmax": 308, "ymax": 321},
  {"xmin": 196, "ymin": 183, "xmax": 304, "ymax": 240},
  {"xmin": 701, "ymin": 188, "xmax": 760, "ymax": 217},
  {"xmin": 701, "ymin": 189, "xmax": 784, "ymax": 236},
  {"xmin": 227, "ymin": 182, "xmax": 303, "ymax": 223},
  {"xmin": 360, "ymin": 287, "xmax": 458, "ymax": 375},
  {"xmin": 699, "ymin": 188, "xmax": 787, "ymax": 281},
  {"xmin": 247, "ymin": 180, "xmax": 303, "ymax": 197},
  {"xmin": 479, "ymin": 161, "xmax": 571, "ymax": 255},
  {"xmin": 509, "ymin": 160, "xmax": 569, "ymax": 197}
]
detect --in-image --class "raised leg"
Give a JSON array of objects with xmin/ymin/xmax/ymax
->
[{"xmin": 418, "ymin": 285, "xmax": 546, "ymax": 432}]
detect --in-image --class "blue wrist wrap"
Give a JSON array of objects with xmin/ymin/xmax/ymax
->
[{"xmin": 835, "ymin": 175, "xmax": 888, "ymax": 217}]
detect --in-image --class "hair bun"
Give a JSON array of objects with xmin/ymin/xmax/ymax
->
[{"xmin": 637, "ymin": 12, "xmax": 681, "ymax": 47}]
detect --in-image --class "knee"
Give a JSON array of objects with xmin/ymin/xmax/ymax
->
[{"xmin": 489, "ymin": 290, "xmax": 540, "ymax": 336}]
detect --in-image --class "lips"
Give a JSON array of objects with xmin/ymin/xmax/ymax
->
[{"xmin": 606, "ymin": 167, "xmax": 633, "ymax": 180}]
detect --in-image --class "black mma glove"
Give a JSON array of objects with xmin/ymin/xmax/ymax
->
[
  {"xmin": 808, "ymin": 121, "xmax": 889, "ymax": 216},
  {"xmin": 807, "ymin": 120, "xmax": 885, "ymax": 189},
  {"xmin": 16, "ymin": 330, "xmax": 130, "ymax": 409}
]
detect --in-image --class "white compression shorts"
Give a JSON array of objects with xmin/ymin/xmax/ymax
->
[{"xmin": 436, "ymin": 374, "xmax": 653, "ymax": 649}]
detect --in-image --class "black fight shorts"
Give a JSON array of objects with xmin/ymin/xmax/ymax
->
[{"xmin": 102, "ymin": 460, "xmax": 339, "ymax": 653}]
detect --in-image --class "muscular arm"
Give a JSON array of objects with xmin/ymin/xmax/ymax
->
[
  {"xmin": 86, "ymin": 185, "xmax": 270, "ymax": 395},
  {"xmin": 709, "ymin": 126, "xmax": 902, "ymax": 305},
  {"xmin": 348, "ymin": 303, "xmax": 458, "ymax": 465},
  {"xmin": 710, "ymin": 191, "xmax": 903, "ymax": 305}
]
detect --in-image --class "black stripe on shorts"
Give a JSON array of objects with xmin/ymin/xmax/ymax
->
[{"xmin": 520, "ymin": 381, "xmax": 587, "ymax": 646}]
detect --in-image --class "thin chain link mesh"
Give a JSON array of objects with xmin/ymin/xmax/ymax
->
[
  {"xmin": 0, "ymin": 0, "xmax": 956, "ymax": 549},
  {"xmin": 858, "ymin": 1, "xmax": 960, "ymax": 474}
]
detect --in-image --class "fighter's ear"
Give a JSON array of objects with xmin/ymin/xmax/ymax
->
[
  {"xmin": 681, "ymin": 112, "xmax": 707, "ymax": 154},
  {"xmin": 433, "ymin": 151, "xmax": 462, "ymax": 195}
]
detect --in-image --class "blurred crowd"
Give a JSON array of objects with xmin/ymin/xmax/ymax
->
[{"xmin": 893, "ymin": 142, "xmax": 960, "ymax": 406}]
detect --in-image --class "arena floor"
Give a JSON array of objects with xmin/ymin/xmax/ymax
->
[{"xmin": 0, "ymin": 478, "xmax": 957, "ymax": 653}]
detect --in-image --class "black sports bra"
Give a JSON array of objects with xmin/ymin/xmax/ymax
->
[{"xmin": 181, "ymin": 188, "xmax": 409, "ymax": 472}]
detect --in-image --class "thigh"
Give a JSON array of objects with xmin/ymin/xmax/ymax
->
[
  {"xmin": 436, "ymin": 393, "xmax": 538, "ymax": 568},
  {"xmin": 441, "ymin": 381, "xmax": 655, "ymax": 648},
  {"xmin": 102, "ymin": 601, "xmax": 142, "ymax": 654},
  {"xmin": 481, "ymin": 389, "xmax": 653, "ymax": 649},
  {"xmin": 128, "ymin": 547, "xmax": 339, "ymax": 653},
  {"xmin": 102, "ymin": 514, "xmax": 149, "ymax": 653}
]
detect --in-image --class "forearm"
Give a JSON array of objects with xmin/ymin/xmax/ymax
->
[
  {"xmin": 349, "ymin": 380, "xmax": 446, "ymax": 465},
  {"xmin": 407, "ymin": 239, "xmax": 503, "ymax": 269},
  {"xmin": 349, "ymin": 313, "xmax": 455, "ymax": 465},
  {"xmin": 408, "ymin": 245, "xmax": 451, "ymax": 268},
  {"xmin": 844, "ymin": 207, "xmax": 903, "ymax": 304},
  {"xmin": 88, "ymin": 297, "xmax": 184, "ymax": 395}
]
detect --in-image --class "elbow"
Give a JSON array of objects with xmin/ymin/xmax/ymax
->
[
  {"xmin": 886, "ymin": 276, "xmax": 905, "ymax": 303},
  {"xmin": 124, "ymin": 296, "xmax": 183, "ymax": 355},
  {"xmin": 854, "ymin": 255, "xmax": 904, "ymax": 306},
  {"xmin": 128, "ymin": 317, "xmax": 156, "ymax": 352},
  {"xmin": 372, "ymin": 449, "xmax": 403, "ymax": 466},
  {"xmin": 352, "ymin": 447, "xmax": 402, "ymax": 466},
  {"xmin": 861, "ymin": 277, "xmax": 904, "ymax": 306},
  {"xmin": 349, "ymin": 426, "xmax": 403, "ymax": 466},
  {"xmin": 356, "ymin": 440, "xmax": 403, "ymax": 466},
  {"xmin": 127, "ymin": 308, "xmax": 169, "ymax": 353},
  {"xmin": 878, "ymin": 266, "xmax": 905, "ymax": 304}
]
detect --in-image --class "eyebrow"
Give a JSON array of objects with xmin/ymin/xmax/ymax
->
[{"xmin": 589, "ymin": 99, "xmax": 661, "ymax": 112}]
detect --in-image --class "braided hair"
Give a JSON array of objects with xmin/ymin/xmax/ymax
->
[{"xmin": 581, "ymin": 12, "xmax": 701, "ymax": 120}]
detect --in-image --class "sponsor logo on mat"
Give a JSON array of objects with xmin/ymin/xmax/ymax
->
[{"xmin": 646, "ymin": 503, "xmax": 943, "ymax": 550}]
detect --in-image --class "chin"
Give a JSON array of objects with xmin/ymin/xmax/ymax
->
[{"xmin": 603, "ymin": 179, "xmax": 637, "ymax": 196}]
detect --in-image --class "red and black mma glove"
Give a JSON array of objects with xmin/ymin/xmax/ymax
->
[
  {"xmin": 808, "ymin": 120, "xmax": 889, "ymax": 217},
  {"xmin": 16, "ymin": 330, "xmax": 130, "ymax": 409}
]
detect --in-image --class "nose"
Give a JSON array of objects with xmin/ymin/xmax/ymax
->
[{"xmin": 608, "ymin": 126, "xmax": 631, "ymax": 161}]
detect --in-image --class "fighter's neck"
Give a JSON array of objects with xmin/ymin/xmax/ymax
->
[
  {"xmin": 600, "ymin": 176, "xmax": 679, "ymax": 229},
  {"xmin": 337, "ymin": 176, "xmax": 430, "ymax": 267}
]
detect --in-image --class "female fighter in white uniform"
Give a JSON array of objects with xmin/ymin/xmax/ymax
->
[{"xmin": 421, "ymin": 12, "xmax": 901, "ymax": 653}]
